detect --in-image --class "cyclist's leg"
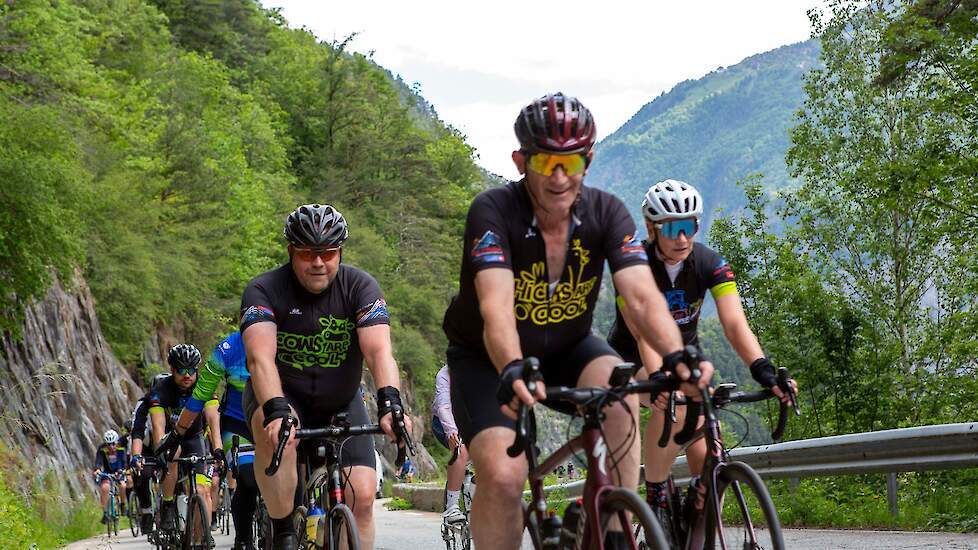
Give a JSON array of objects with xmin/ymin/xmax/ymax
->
[
  {"xmin": 231, "ymin": 461, "xmax": 258, "ymax": 545},
  {"xmin": 244, "ymin": 381, "xmax": 300, "ymax": 540},
  {"xmin": 224, "ymin": 419, "xmax": 258, "ymax": 547},
  {"xmin": 98, "ymin": 477, "xmax": 110, "ymax": 516},
  {"xmin": 337, "ymin": 392, "xmax": 379, "ymax": 549},
  {"xmin": 640, "ymin": 364, "xmax": 706, "ymax": 494},
  {"xmin": 449, "ymin": 347, "xmax": 527, "ymax": 550}
]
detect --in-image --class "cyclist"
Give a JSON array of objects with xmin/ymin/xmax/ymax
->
[
  {"xmin": 172, "ymin": 330, "xmax": 259, "ymax": 550},
  {"xmin": 441, "ymin": 92, "xmax": 714, "ymax": 550},
  {"xmin": 92, "ymin": 429, "xmax": 128, "ymax": 524},
  {"xmin": 152, "ymin": 344, "xmax": 221, "ymax": 540},
  {"xmin": 240, "ymin": 203, "xmax": 412, "ymax": 550},
  {"xmin": 431, "ymin": 365, "xmax": 468, "ymax": 523},
  {"xmin": 129, "ymin": 388, "xmax": 156, "ymax": 533},
  {"xmin": 606, "ymin": 178, "xmax": 797, "ymax": 513}
]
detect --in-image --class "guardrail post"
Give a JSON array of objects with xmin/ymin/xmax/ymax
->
[
  {"xmin": 789, "ymin": 477, "xmax": 800, "ymax": 494},
  {"xmin": 886, "ymin": 473, "xmax": 899, "ymax": 518}
]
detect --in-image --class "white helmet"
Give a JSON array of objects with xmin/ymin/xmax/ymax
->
[
  {"xmin": 103, "ymin": 429, "xmax": 119, "ymax": 445},
  {"xmin": 641, "ymin": 179, "xmax": 703, "ymax": 222}
]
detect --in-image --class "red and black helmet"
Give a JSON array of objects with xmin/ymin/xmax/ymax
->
[{"xmin": 514, "ymin": 92, "xmax": 596, "ymax": 155}]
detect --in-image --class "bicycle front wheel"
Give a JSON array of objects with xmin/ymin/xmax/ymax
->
[
  {"xmin": 183, "ymin": 493, "xmax": 211, "ymax": 550},
  {"xmin": 705, "ymin": 461, "xmax": 784, "ymax": 550},
  {"xmin": 326, "ymin": 503, "xmax": 360, "ymax": 550},
  {"xmin": 599, "ymin": 488, "xmax": 670, "ymax": 550},
  {"xmin": 129, "ymin": 489, "xmax": 141, "ymax": 537}
]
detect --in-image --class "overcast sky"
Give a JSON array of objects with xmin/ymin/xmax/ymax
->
[{"xmin": 262, "ymin": 1, "xmax": 824, "ymax": 180}]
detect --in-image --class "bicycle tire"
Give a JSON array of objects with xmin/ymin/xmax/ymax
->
[
  {"xmin": 106, "ymin": 492, "xmax": 115, "ymax": 538},
  {"xmin": 705, "ymin": 461, "xmax": 784, "ymax": 550},
  {"xmin": 522, "ymin": 500, "xmax": 543, "ymax": 550},
  {"xmin": 327, "ymin": 503, "xmax": 360, "ymax": 550},
  {"xmin": 129, "ymin": 489, "xmax": 141, "ymax": 537},
  {"xmin": 221, "ymin": 484, "xmax": 232, "ymax": 536},
  {"xmin": 599, "ymin": 488, "xmax": 670, "ymax": 550},
  {"xmin": 183, "ymin": 493, "xmax": 211, "ymax": 550},
  {"xmin": 255, "ymin": 499, "xmax": 273, "ymax": 550}
]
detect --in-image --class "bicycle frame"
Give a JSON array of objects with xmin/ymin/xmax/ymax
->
[{"xmin": 525, "ymin": 407, "xmax": 639, "ymax": 549}]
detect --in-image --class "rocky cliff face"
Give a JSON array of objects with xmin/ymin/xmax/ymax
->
[{"xmin": 0, "ymin": 272, "xmax": 142, "ymax": 499}]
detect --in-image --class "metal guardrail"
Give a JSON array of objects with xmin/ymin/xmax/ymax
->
[{"xmin": 545, "ymin": 422, "xmax": 978, "ymax": 515}]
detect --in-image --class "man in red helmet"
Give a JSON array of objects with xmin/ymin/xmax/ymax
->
[{"xmin": 442, "ymin": 92, "xmax": 714, "ymax": 549}]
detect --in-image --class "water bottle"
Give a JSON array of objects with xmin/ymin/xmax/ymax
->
[
  {"xmin": 306, "ymin": 504, "xmax": 324, "ymax": 544},
  {"xmin": 559, "ymin": 500, "xmax": 583, "ymax": 549}
]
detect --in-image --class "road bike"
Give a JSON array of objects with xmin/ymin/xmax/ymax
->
[
  {"xmin": 634, "ymin": 349, "xmax": 799, "ymax": 550},
  {"xmin": 509, "ymin": 358, "xmax": 670, "ymax": 550},
  {"xmin": 154, "ymin": 454, "xmax": 219, "ymax": 550},
  {"xmin": 95, "ymin": 470, "xmax": 126, "ymax": 537},
  {"xmin": 267, "ymin": 406, "xmax": 415, "ymax": 550},
  {"xmin": 440, "ymin": 444, "xmax": 474, "ymax": 550}
]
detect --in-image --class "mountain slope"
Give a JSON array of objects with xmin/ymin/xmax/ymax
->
[{"xmin": 588, "ymin": 40, "xmax": 821, "ymax": 231}]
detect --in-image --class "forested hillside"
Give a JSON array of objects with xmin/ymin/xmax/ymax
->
[
  {"xmin": 0, "ymin": 0, "xmax": 480, "ymax": 417},
  {"xmin": 588, "ymin": 40, "xmax": 820, "ymax": 231}
]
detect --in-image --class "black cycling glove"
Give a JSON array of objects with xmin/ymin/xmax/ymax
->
[
  {"xmin": 496, "ymin": 359, "xmax": 527, "ymax": 407},
  {"xmin": 261, "ymin": 397, "xmax": 292, "ymax": 428},
  {"xmin": 749, "ymin": 357, "xmax": 778, "ymax": 388},
  {"xmin": 377, "ymin": 386, "xmax": 403, "ymax": 418},
  {"xmin": 211, "ymin": 447, "xmax": 226, "ymax": 470}
]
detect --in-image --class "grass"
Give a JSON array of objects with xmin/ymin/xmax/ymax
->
[
  {"xmin": 0, "ymin": 444, "xmax": 101, "ymax": 549},
  {"xmin": 384, "ymin": 496, "xmax": 414, "ymax": 511}
]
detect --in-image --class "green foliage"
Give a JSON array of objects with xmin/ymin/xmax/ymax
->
[
  {"xmin": 0, "ymin": 0, "xmax": 481, "ymax": 410},
  {"xmin": 384, "ymin": 496, "xmax": 414, "ymax": 511},
  {"xmin": 769, "ymin": 470, "xmax": 978, "ymax": 531},
  {"xmin": 587, "ymin": 40, "xmax": 821, "ymax": 234},
  {"xmin": 0, "ymin": 445, "xmax": 100, "ymax": 549}
]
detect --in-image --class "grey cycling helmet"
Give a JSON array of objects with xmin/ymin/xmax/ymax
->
[
  {"xmin": 167, "ymin": 344, "xmax": 201, "ymax": 369},
  {"xmin": 284, "ymin": 204, "xmax": 349, "ymax": 248},
  {"xmin": 103, "ymin": 429, "xmax": 119, "ymax": 445},
  {"xmin": 641, "ymin": 179, "xmax": 703, "ymax": 222}
]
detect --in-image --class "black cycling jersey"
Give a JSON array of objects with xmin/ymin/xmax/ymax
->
[
  {"xmin": 93, "ymin": 442, "xmax": 127, "ymax": 473},
  {"xmin": 607, "ymin": 241, "xmax": 737, "ymax": 362},
  {"xmin": 239, "ymin": 263, "xmax": 390, "ymax": 410},
  {"xmin": 130, "ymin": 396, "xmax": 151, "ymax": 443},
  {"xmin": 443, "ymin": 180, "xmax": 648, "ymax": 359},
  {"xmin": 147, "ymin": 374, "xmax": 206, "ymax": 437}
]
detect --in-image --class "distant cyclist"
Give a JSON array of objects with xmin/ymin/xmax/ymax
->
[
  {"xmin": 92, "ymin": 429, "xmax": 128, "ymax": 524},
  {"xmin": 240, "ymin": 203, "xmax": 412, "ymax": 550},
  {"xmin": 151, "ymin": 344, "xmax": 221, "ymax": 539},
  {"xmin": 128, "ymin": 390, "xmax": 156, "ymax": 533},
  {"xmin": 172, "ymin": 331, "xmax": 258, "ymax": 550},
  {"xmin": 606, "ymin": 179, "xmax": 797, "ymax": 513},
  {"xmin": 431, "ymin": 365, "xmax": 468, "ymax": 523}
]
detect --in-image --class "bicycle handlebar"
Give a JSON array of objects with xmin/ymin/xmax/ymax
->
[{"xmin": 265, "ymin": 411, "xmax": 417, "ymax": 476}]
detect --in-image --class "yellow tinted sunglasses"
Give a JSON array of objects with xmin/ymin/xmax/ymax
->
[{"xmin": 527, "ymin": 152, "xmax": 587, "ymax": 177}]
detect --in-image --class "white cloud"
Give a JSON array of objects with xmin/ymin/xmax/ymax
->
[{"xmin": 262, "ymin": 0, "xmax": 826, "ymax": 179}]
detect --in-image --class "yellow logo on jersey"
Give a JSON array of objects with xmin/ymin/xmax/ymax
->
[{"xmin": 514, "ymin": 239, "xmax": 597, "ymax": 325}]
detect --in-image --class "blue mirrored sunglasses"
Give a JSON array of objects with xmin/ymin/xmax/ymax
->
[
  {"xmin": 655, "ymin": 218, "xmax": 699, "ymax": 239},
  {"xmin": 175, "ymin": 367, "xmax": 198, "ymax": 376}
]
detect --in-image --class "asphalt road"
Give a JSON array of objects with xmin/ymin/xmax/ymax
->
[{"xmin": 61, "ymin": 499, "xmax": 978, "ymax": 549}]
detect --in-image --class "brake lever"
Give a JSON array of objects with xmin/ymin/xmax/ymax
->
[
  {"xmin": 265, "ymin": 415, "xmax": 296, "ymax": 477},
  {"xmin": 657, "ymin": 391, "xmax": 675, "ymax": 448},
  {"xmin": 777, "ymin": 367, "xmax": 801, "ymax": 416}
]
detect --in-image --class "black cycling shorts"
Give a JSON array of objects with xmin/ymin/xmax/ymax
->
[
  {"xmin": 243, "ymin": 381, "xmax": 376, "ymax": 470},
  {"xmin": 448, "ymin": 334, "xmax": 620, "ymax": 445}
]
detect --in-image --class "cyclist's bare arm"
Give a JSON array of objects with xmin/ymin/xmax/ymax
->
[
  {"xmin": 204, "ymin": 403, "xmax": 222, "ymax": 451},
  {"xmin": 243, "ymin": 322, "xmax": 282, "ymax": 403},
  {"xmin": 243, "ymin": 322, "xmax": 294, "ymax": 448},
  {"xmin": 359, "ymin": 323, "xmax": 412, "ymax": 441},
  {"xmin": 715, "ymin": 292, "xmax": 763, "ymax": 364},
  {"xmin": 474, "ymin": 267, "xmax": 544, "ymax": 414},
  {"xmin": 150, "ymin": 410, "xmax": 166, "ymax": 447}
]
